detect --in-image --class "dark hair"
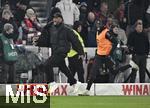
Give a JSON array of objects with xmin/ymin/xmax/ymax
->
[
  {"xmin": 53, "ymin": 12, "xmax": 63, "ymax": 19},
  {"xmin": 109, "ymin": 21, "xmax": 119, "ymax": 32},
  {"xmin": 134, "ymin": 19, "xmax": 143, "ymax": 27},
  {"xmin": 51, "ymin": 7, "xmax": 61, "ymax": 18},
  {"xmin": 73, "ymin": 21, "xmax": 82, "ymax": 31}
]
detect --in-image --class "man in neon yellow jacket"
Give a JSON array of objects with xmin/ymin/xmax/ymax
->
[{"xmin": 68, "ymin": 21, "xmax": 85, "ymax": 83}]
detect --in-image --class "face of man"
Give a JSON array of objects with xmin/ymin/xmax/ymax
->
[
  {"xmin": 5, "ymin": 27, "xmax": 14, "ymax": 39},
  {"xmin": 106, "ymin": 18, "xmax": 113, "ymax": 28},
  {"xmin": 135, "ymin": 20, "xmax": 143, "ymax": 33},
  {"xmin": 77, "ymin": 25, "xmax": 82, "ymax": 33},
  {"xmin": 120, "ymin": 3, "xmax": 125, "ymax": 10},
  {"xmin": 100, "ymin": 3, "xmax": 108, "ymax": 14},
  {"xmin": 3, "ymin": 13, "xmax": 11, "ymax": 20},
  {"xmin": 53, "ymin": 17, "xmax": 63, "ymax": 26},
  {"xmin": 87, "ymin": 12, "xmax": 95, "ymax": 23},
  {"xmin": 6, "ymin": 28, "xmax": 14, "ymax": 34},
  {"xmin": 113, "ymin": 27, "xmax": 119, "ymax": 34}
]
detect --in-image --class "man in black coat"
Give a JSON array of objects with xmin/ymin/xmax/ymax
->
[
  {"xmin": 127, "ymin": 19, "xmax": 150, "ymax": 83},
  {"xmin": 37, "ymin": 13, "xmax": 84, "ymax": 93}
]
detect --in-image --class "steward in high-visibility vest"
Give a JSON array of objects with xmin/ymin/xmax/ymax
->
[
  {"xmin": 67, "ymin": 21, "xmax": 85, "ymax": 83},
  {"xmin": 68, "ymin": 30, "xmax": 85, "ymax": 57}
]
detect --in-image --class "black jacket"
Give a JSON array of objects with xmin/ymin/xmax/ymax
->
[
  {"xmin": 106, "ymin": 30, "xmax": 119, "ymax": 56},
  {"xmin": 127, "ymin": 30, "xmax": 149, "ymax": 55},
  {"xmin": 37, "ymin": 22, "xmax": 84, "ymax": 56}
]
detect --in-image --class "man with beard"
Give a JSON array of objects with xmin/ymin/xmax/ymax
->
[{"xmin": 36, "ymin": 13, "xmax": 84, "ymax": 94}]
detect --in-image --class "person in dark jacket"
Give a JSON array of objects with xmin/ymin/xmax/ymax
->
[
  {"xmin": 0, "ymin": 9, "xmax": 19, "ymax": 42},
  {"xmin": 14, "ymin": 0, "xmax": 31, "ymax": 26},
  {"xmin": 37, "ymin": 13, "xmax": 84, "ymax": 93},
  {"xmin": 81, "ymin": 12, "xmax": 97, "ymax": 47},
  {"xmin": 67, "ymin": 21, "xmax": 85, "ymax": 83},
  {"xmin": 127, "ymin": 19, "xmax": 150, "ymax": 83}
]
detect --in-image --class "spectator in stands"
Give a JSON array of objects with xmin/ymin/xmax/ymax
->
[
  {"xmin": 68, "ymin": 21, "xmax": 85, "ymax": 83},
  {"xmin": 0, "ymin": 23, "xmax": 17, "ymax": 84},
  {"xmin": 36, "ymin": 13, "xmax": 84, "ymax": 93},
  {"xmin": 21, "ymin": 8, "xmax": 42, "ymax": 45},
  {"xmin": 115, "ymin": 20, "xmax": 127, "ymax": 45},
  {"xmin": 47, "ymin": 7, "xmax": 61, "ymax": 22},
  {"xmin": 2, "ymin": 0, "xmax": 20, "ymax": 10},
  {"xmin": 14, "ymin": 0, "xmax": 31, "ymax": 26},
  {"xmin": 0, "ymin": 9, "xmax": 19, "ymax": 42},
  {"xmin": 114, "ymin": 1, "xmax": 127, "ymax": 31},
  {"xmin": 95, "ymin": 2, "xmax": 108, "ymax": 25},
  {"xmin": 0, "ymin": 3, "xmax": 13, "ymax": 19},
  {"xmin": 79, "ymin": 2, "xmax": 88, "ymax": 23},
  {"xmin": 127, "ymin": 19, "xmax": 150, "ymax": 83},
  {"xmin": 82, "ymin": 12, "xmax": 97, "ymax": 47},
  {"xmin": 56, "ymin": 0, "xmax": 80, "ymax": 27},
  {"xmin": 97, "ymin": 14, "xmax": 114, "ymax": 35},
  {"xmin": 87, "ymin": 0, "xmax": 101, "ymax": 12},
  {"xmin": 127, "ymin": 0, "xmax": 148, "ymax": 26}
]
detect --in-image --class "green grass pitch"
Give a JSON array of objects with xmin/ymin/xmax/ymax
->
[{"xmin": 50, "ymin": 96, "xmax": 150, "ymax": 108}]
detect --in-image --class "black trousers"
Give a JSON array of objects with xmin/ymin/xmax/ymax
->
[
  {"xmin": 132, "ymin": 55, "xmax": 147, "ymax": 83},
  {"xmin": 68, "ymin": 54, "xmax": 84, "ymax": 83},
  {"xmin": 0, "ymin": 62, "xmax": 16, "ymax": 84},
  {"xmin": 45, "ymin": 54, "xmax": 77, "ymax": 85},
  {"xmin": 86, "ymin": 55, "xmax": 134, "ymax": 90}
]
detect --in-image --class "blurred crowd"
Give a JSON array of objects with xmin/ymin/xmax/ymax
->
[{"xmin": 0, "ymin": 0, "xmax": 149, "ymax": 46}]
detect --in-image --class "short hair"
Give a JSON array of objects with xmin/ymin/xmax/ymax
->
[
  {"xmin": 100, "ymin": 2, "xmax": 108, "ymax": 8},
  {"xmin": 2, "ymin": 9, "xmax": 11, "ymax": 17},
  {"xmin": 26, "ymin": 8, "xmax": 35, "ymax": 18},
  {"xmin": 3, "ymin": 23, "xmax": 13, "ymax": 32},
  {"xmin": 134, "ymin": 19, "xmax": 143, "ymax": 27},
  {"xmin": 73, "ymin": 21, "xmax": 82, "ymax": 30},
  {"xmin": 53, "ymin": 12, "xmax": 63, "ymax": 19}
]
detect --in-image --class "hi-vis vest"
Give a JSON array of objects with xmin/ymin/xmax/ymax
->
[
  {"xmin": 0, "ymin": 34, "xmax": 18, "ymax": 62},
  {"xmin": 97, "ymin": 28, "xmax": 112, "ymax": 56},
  {"xmin": 67, "ymin": 30, "xmax": 84, "ymax": 57}
]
